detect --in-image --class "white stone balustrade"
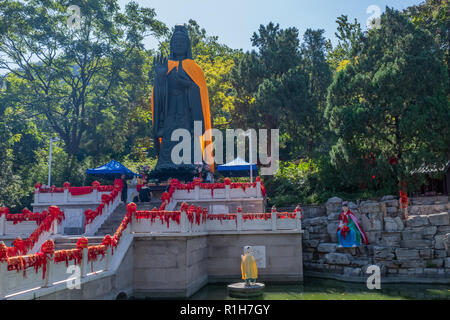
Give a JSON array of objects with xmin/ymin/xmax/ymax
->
[
  {"xmin": 33, "ymin": 188, "xmax": 114, "ymax": 206},
  {"xmin": 130, "ymin": 211, "xmax": 301, "ymax": 234},
  {"xmin": 171, "ymin": 183, "xmax": 263, "ymax": 201},
  {"xmin": 0, "ymin": 223, "xmax": 133, "ymax": 300}
]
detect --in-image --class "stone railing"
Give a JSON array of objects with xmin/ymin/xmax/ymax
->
[
  {"xmin": 33, "ymin": 187, "xmax": 112, "ymax": 206},
  {"xmin": 0, "ymin": 206, "xmax": 134, "ymax": 300},
  {"xmin": 131, "ymin": 207, "xmax": 301, "ymax": 234},
  {"xmin": 0, "ymin": 207, "xmax": 64, "ymax": 255},
  {"xmin": 170, "ymin": 181, "xmax": 263, "ymax": 202},
  {"xmin": 0, "ymin": 201, "xmax": 302, "ymax": 299},
  {"xmin": 83, "ymin": 189, "xmax": 122, "ymax": 236}
]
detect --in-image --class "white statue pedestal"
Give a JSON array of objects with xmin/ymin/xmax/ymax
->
[{"xmin": 227, "ymin": 282, "xmax": 265, "ymax": 298}]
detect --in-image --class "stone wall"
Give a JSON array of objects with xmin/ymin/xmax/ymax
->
[
  {"xmin": 208, "ymin": 232, "xmax": 303, "ymax": 283},
  {"xmin": 133, "ymin": 234, "xmax": 209, "ymax": 298},
  {"xmin": 302, "ymin": 196, "xmax": 450, "ymax": 283}
]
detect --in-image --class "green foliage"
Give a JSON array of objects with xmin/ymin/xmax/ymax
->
[
  {"xmin": 0, "ymin": 3, "xmax": 448, "ymax": 210},
  {"xmin": 264, "ymin": 160, "xmax": 318, "ymax": 206},
  {"xmin": 326, "ymin": 7, "xmax": 450, "ymax": 192}
]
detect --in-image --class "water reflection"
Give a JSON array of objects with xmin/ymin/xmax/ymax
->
[{"xmin": 189, "ymin": 278, "xmax": 450, "ymax": 300}]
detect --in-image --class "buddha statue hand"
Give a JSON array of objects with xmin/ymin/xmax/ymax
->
[
  {"xmin": 154, "ymin": 54, "xmax": 168, "ymax": 78},
  {"xmin": 176, "ymin": 67, "xmax": 192, "ymax": 87}
]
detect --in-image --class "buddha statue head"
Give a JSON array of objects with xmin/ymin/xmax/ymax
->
[{"xmin": 169, "ymin": 25, "xmax": 192, "ymax": 60}]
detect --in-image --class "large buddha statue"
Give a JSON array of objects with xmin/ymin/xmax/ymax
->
[{"xmin": 151, "ymin": 25, "xmax": 213, "ymax": 181}]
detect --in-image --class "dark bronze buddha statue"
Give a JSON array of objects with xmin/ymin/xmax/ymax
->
[{"xmin": 151, "ymin": 25, "xmax": 213, "ymax": 181}]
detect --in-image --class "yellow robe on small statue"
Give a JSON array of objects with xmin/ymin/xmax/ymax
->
[{"xmin": 241, "ymin": 253, "xmax": 258, "ymax": 280}]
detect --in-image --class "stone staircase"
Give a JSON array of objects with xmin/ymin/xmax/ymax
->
[
  {"xmin": 53, "ymin": 201, "xmax": 162, "ymax": 250},
  {"xmin": 94, "ymin": 201, "xmax": 161, "ymax": 236}
]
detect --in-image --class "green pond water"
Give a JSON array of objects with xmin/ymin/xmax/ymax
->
[{"xmin": 188, "ymin": 278, "xmax": 450, "ymax": 300}]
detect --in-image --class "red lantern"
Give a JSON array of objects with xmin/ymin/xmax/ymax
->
[
  {"xmin": 76, "ymin": 237, "xmax": 89, "ymax": 249},
  {"xmin": 92, "ymin": 181, "xmax": 100, "ymax": 189},
  {"xmin": 40, "ymin": 239, "xmax": 55, "ymax": 255}
]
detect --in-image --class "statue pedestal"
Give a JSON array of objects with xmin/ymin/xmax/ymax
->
[{"xmin": 227, "ymin": 282, "xmax": 265, "ymax": 298}]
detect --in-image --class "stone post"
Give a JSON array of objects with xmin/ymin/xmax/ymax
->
[
  {"xmin": 271, "ymin": 206, "xmax": 277, "ymax": 231},
  {"xmin": 194, "ymin": 185, "xmax": 200, "ymax": 200},
  {"xmin": 295, "ymin": 206, "xmax": 302, "ymax": 231},
  {"xmin": 0, "ymin": 242, "xmax": 8, "ymax": 299},
  {"xmin": 225, "ymin": 185, "xmax": 230, "ymax": 200},
  {"xmin": 0, "ymin": 214, "xmax": 5, "ymax": 236},
  {"xmin": 34, "ymin": 188, "xmax": 40, "ymax": 205},
  {"xmin": 51, "ymin": 218, "xmax": 58, "ymax": 235},
  {"xmin": 104, "ymin": 202, "xmax": 109, "ymax": 217},
  {"xmin": 94, "ymin": 188, "xmax": 99, "ymax": 202},
  {"xmin": 42, "ymin": 257, "xmax": 52, "ymax": 288},
  {"xmin": 104, "ymin": 246, "xmax": 112, "ymax": 271},
  {"xmin": 296, "ymin": 212, "xmax": 302, "ymax": 231},
  {"xmin": 237, "ymin": 212, "xmax": 242, "ymax": 231},
  {"xmin": 0, "ymin": 260, "xmax": 8, "ymax": 299},
  {"xmin": 80, "ymin": 248, "xmax": 88, "ymax": 278},
  {"xmin": 64, "ymin": 188, "xmax": 69, "ymax": 204},
  {"xmin": 256, "ymin": 181, "xmax": 261, "ymax": 198}
]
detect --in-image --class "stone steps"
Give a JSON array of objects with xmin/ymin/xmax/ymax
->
[
  {"xmin": 54, "ymin": 236, "xmax": 104, "ymax": 251},
  {"xmin": 94, "ymin": 203, "xmax": 128, "ymax": 236}
]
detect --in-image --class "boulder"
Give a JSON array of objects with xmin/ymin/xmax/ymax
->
[
  {"xmin": 400, "ymin": 240, "xmax": 432, "ymax": 248},
  {"xmin": 419, "ymin": 248, "xmax": 433, "ymax": 259},
  {"xmin": 401, "ymin": 229, "xmax": 423, "ymax": 241},
  {"xmin": 422, "ymin": 226, "xmax": 437, "ymax": 236},
  {"xmin": 426, "ymin": 258, "xmax": 444, "ymax": 268},
  {"xmin": 360, "ymin": 201, "xmax": 385, "ymax": 214},
  {"xmin": 326, "ymin": 222, "xmax": 339, "ymax": 242},
  {"xmin": 361, "ymin": 215, "xmax": 383, "ymax": 232},
  {"xmin": 380, "ymin": 232, "xmax": 401, "ymax": 247},
  {"xmin": 434, "ymin": 233, "xmax": 450, "ymax": 250},
  {"xmin": 327, "ymin": 211, "xmax": 341, "ymax": 221},
  {"xmin": 386, "ymin": 206, "xmax": 399, "ymax": 215},
  {"xmin": 395, "ymin": 248, "xmax": 419, "ymax": 260},
  {"xmin": 317, "ymin": 243, "xmax": 338, "ymax": 253},
  {"xmin": 405, "ymin": 215, "xmax": 429, "ymax": 228},
  {"xmin": 445, "ymin": 257, "xmax": 450, "ymax": 268},
  {"xmin": 399, "ymin": 260, "xmax": 426, "ymax": 268},
  {"xmin": 381, "ymin": 195, "xmax": 395, "ymax": 201},
  {"xmin": 325, "ymin": 252, "xmax": 352, "ymax": 265},
  {"xmin": 326, "ymin": 197, "xmax": 342, "ymax": 215},
  {"xmin": 373, "ymin": 246, "xmax": 395, "ymax": 260},
  {"xmin": 384, "ymin": 217, "xmax": 404, "ymax": 232},
  {"xmin": 343, "ymin": 267, "xmax": 362, "ymax": 277},
  {"xmin": 303, "ymin": 240, "xmax": 320, "ymax": 248},
  {"xmin": 437, "ymin": 225, "xmax": 450, "ymax": 233},
  {"xmin": 365, "ymin": 231, "xmax": 382, "ymax": 244},
  {"xmin": 427, "ymin": 212, "xmax": 449, "ymax": 226},
  {"xmin": 434, "ymin": 249, "xmax": 447, "ymax": 258}
]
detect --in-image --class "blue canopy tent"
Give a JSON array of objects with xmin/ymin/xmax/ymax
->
[
  {"xmin": 86, "ymin": 160, "xmax": 140, "ymax": 180},
  {"xmin": 217, "ymin": 157, "xmax": 258, "ymax": 178}
]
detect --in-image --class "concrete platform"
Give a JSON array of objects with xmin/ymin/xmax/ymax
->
[{"xmin": 227, "ymin": 282, "xmax": 265, "ymax": 298}]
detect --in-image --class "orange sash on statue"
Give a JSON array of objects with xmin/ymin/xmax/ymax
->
[{"xmin": 151, "ymin": 59, "xmax": 214, "ymax": 171}]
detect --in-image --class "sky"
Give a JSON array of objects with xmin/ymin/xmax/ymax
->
[{"xmin": 118, "ymin": 0, "xmax": 424, "ymax": 51}]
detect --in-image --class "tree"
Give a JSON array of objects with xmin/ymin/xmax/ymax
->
[
  {"xmin": 326, "ymin": 15, "xmax": 364, "ymax": 72},
  {"xmin": 230, "ymin": 23, "xmax": 325, "ymax": 159},
  {"xmin": 326, "ymin": 8, "xmax": 450, "ymax": 193},
  {"xmin": 406, "ymin": 0, "xmax": 449, "ymax": 80},
  {"xmin": 301, "ymin": 29, "xmax": 333, "ymax": 153},
  {"xmin": 0, "ymin": 0, "xmax": 167, "ymax": 179}
]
